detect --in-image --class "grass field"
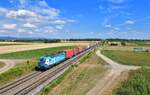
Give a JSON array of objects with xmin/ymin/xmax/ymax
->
[
  {"xmin": 102, "ymin": 50, "xmax": 150, "ymax": 66},
  {"xmin": 0, "ymin": 46, "xmax": 75, "ymax": 59},
  {"xmin": 128, "ymin": 41, "xmax": 150, "ymax": 46},
  {"xmin": 113, "ymin": 68, "xmax": 150, "ymax": 95},
  {"xmin": 0, "ymin": 43, "xmax": 28, "ymax": 46},
  {"xmin": 40, "ymin": 50, "xmax": 106, "ymax": 95},
  {"xmin": 0, "ymin": 60, "xmax": 37, "ymax": 85}
]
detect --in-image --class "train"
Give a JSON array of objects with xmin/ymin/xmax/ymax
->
[{"xmin": 36, "ymin": 44, "xmax": 97, "ymax": 70}]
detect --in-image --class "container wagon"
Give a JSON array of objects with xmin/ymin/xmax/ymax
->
[
  {"xmin": 73, "ymin": 48, "xmax": 79, "ymax": 55},
  {"xmin": 65, "ymin": 49, "xmax": 74, "ymax": 59}
]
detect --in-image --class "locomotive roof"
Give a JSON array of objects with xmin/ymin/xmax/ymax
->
[{"xmin": 41, "ymin": 51, "xmax": 65, "ymax": 58}]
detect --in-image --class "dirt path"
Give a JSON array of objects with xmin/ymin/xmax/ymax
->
[
  {"xmin": 0, "ymin": 60, "xmax": 25, "ymax": 74},
  {"xmin": 86, "ymin": 50, "xmax": 140, "ymax": 95},
  {"xmin": 0, "ymin": 43, "xmax": 89, "ymax": 54}
]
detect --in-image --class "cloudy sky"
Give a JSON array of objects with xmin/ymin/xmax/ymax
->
[{"xmin": 0, "ymin": 0, "xmax": 150, "ymax": 39}]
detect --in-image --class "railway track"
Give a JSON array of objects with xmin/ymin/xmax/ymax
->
[
  {"xmin": 0, "ymin": 71, "xmax": 42, "ymax": 94},
  {"xmin": 0, "ymin": 46, "xmax": 96, "ymax": 95},
  {"xmin": 15, "ymin": 60, "xmax": 70, "ymax": 95}
]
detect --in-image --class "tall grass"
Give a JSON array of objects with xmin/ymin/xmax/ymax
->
[{"xmin": 113, "ymin": 68, "xmax": 150, "ymax": 95}]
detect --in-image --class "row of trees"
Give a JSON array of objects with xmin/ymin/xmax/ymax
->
[{"xmin": 106, "ymin": 38, "xmax": 150, "ymax": 42}]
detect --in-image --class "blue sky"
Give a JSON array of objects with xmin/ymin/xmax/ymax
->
[{"xmin": 0, "ymin": 0, "xmax": 150, "ymax": 39}]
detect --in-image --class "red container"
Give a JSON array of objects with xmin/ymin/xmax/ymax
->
[
  {"xmin": 74, "ymin": 48, "xmax": 79, "ymax": 55},
  {"xmin": 78, "ymin": 46, "xmax": 86, "ymax": 53},
  {"xmin": 65, "ymin": 49, "xmax": 74, "ymax": 58}
]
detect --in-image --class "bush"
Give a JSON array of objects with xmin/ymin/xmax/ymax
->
[{"xmin": 121, "ymin": 42, "xmax": 126, "ymax": 46}]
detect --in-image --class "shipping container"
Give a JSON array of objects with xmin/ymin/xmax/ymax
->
[
  {"xmin": 65, "ymin": 49, "xmax": 74, "ymax": 58},
  {"xmin": 78, "ymin": 47, "xmax": 83, "ymax": 53},
  {"xmin": 74, "ymin": 48, "xmax": 79, "ymax": 55}
]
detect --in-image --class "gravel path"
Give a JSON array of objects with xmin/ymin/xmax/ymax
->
[
  {"xmin": 0, "ymin": 60, "xmax": 25, "ymax": 74},
  {"xmin": 86, "ymin": 50, "xmax": 140, "ymax": 95}
]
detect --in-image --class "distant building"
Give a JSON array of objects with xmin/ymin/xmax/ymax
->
[{"xmin": 133, "ymin": 47, "xmax": 144, "ymax": 51}]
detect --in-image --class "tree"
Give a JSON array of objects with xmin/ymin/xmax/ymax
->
[{"xmin": 121, "ymin": 42, "xmax": 126, "ymax": 46}]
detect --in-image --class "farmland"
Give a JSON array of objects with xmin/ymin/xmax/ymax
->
[
  {"xmin": 101, "ymin": 44, "xmax": 150, "ymax": 95},
  {"xmin": 102, "ymin": 46, "xmax": 150, "ymax": 51},
  {"xmin": 0, "ymin": 46, "xmax": 75, "ymax": 59},
  {"xmin": 102, "ymin": 50, "xmax": 150, "ymax": 66},
  {"xmin": 0, "ymin": 42, "xmax": 90, "ymax": 54},
  {"xmin": 0, "ymin": 43, "xmax": 26, "ymax": 46},
  {"xmin": 0, "ymin": 42, "xmax": 31, "ymax": 46},
  {"xmin": 0, "ymin": 46, "xmax": 75, "ymax": 85},
  {"xmin": 127, "ymin": 41, "xmax": 150, "ymax": 46},
  {"xmin": 40, "ymin": 50, "xmax": 106, "ymax": 95},
  {"xmin": 113, "ymin": 68, "xmax": 150, "ymax": 95}
]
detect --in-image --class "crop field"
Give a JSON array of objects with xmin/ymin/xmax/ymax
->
[
  {"xmin": 102, "ymin": 46, "xmax": 150, "ymax": 51},
  {"xmin": 0, "ymin": 43, "xmax": 27, "ymax": 46},
  {"xmin": 40, "ymin": 50, "xmax": 106, "ymax": 95},
  {"xmin": 0, "ymin": 42, "xmax": 31, "ymax": 46},
  {"xmin": 113, "ymin": 68, "xmax": 150, "ymax": 95},
  {"xmin": 102, "ymin": 50, "xmax": 150, "ymax": 66},
  {"xmin": 0, "ymin": 42, "xmax": 90, "ymax": 54},
  {"xmin": 0, "ymin": 46, "xmax": 75, "ymax": 59}
]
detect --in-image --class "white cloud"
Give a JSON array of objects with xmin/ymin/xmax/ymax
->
[
  {"xmin": 3, "ymin": 24, "xmax": 17, "ymax": 30},
  {"xmin": 114, "ymin": 27, "xmax": 120, "ymax": 31},
  {"xmin": 44, "ymin": 27, "xmax": 58, "ymax": 33},
  {"xmin": 0, "ymin": 0, "xmax": 75, "ymax": 37},
  {"xmin": 53, "ymin": 20, "xmax": 66, "ymax": 25},
  {"xmin": 0, "ymin": 7, "xmax": 8, "ymax": 15},
  {"xmin": 7, "ymin": 9, "xmax": 37, "ymax": 18},
  {"xmin": 104, "ymin": 24, "xmax": 112, "ymax": 28},
  {"xmin": 67, "ymin": 19, "xmax": 76, "ymax": 23},
  {"xmin": 108, "ymin": 0, "xmax": 126, "ymax": 4},
  {"xmin": 55, "ymin": 25, "xmax": 64, "ymax": 30},
  {"xmin": 125, "ymin": 20, "xmax": 135, "ymax": 25},
  {"xmin": 23, "ymin": 23, "xmax": 36, "ymax": 28}
]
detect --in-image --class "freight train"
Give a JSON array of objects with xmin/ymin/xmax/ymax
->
[{"xmin": 36, "ymin": 44, "xmax": 97, "ymax": 70}]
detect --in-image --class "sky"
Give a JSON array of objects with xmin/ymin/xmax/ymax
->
[{"xmin": 0, "ymin": 0, "xmax": 150, "ymax": 39}]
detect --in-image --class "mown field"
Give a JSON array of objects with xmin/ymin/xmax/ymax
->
[
  {"xmin": 102, "ymin": 50, "xmax": 150, "ymax": 66},
  {"xmin": 40, "ymin": 50, "xmax": 106, "ymax": 95},
  {"xmin": 0, "ymin": 46, "xmax": 75, "ymax": 59},
  {"xmin": 113, "ymin": 68, "xmax": 150, "ymax": 95}
]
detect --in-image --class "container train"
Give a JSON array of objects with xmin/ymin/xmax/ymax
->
[{"xmin": 36, "ymin": 44, "xmax": 97, "ymax": 70}]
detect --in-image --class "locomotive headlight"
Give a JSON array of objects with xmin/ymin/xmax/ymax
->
[{"xmin": 45, "ymin": 59, "xmax": 50, "ymax": 65}]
